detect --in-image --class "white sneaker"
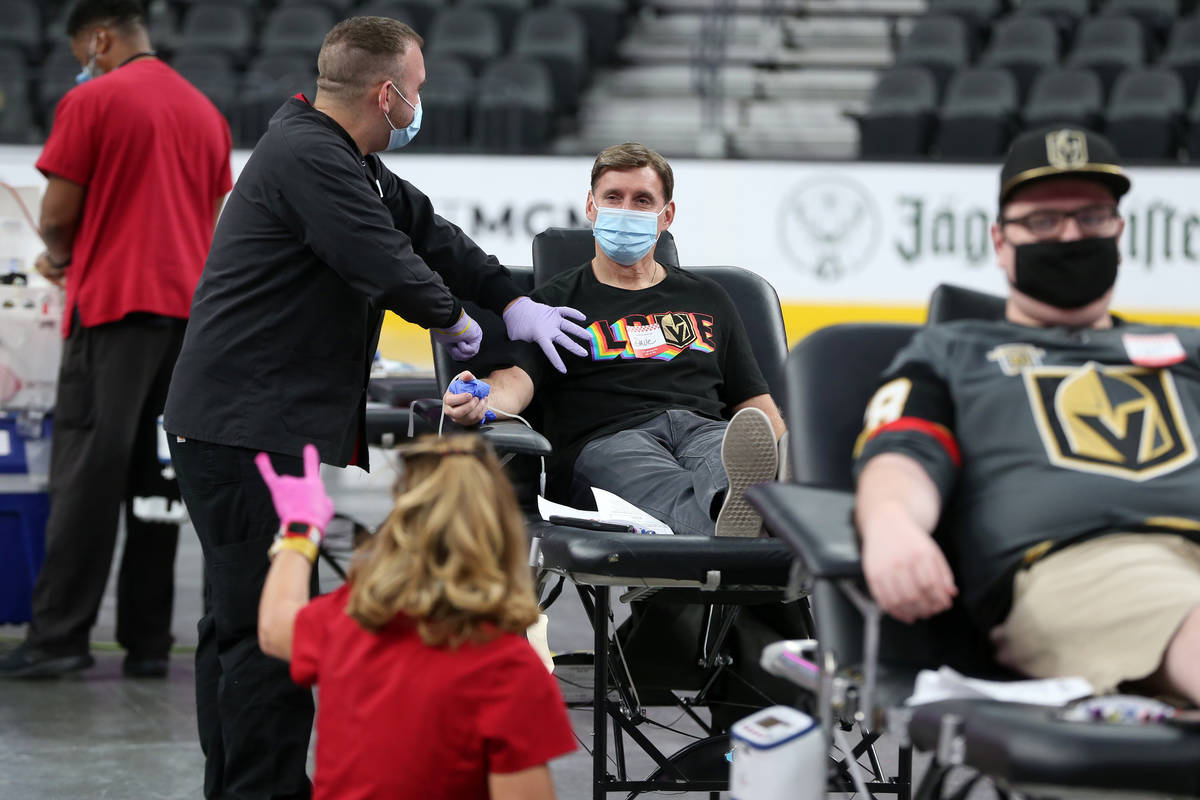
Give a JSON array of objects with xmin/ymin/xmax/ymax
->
[{"xmin": 715, "ymin": 407, "xmax": 778, "ymax": 538}]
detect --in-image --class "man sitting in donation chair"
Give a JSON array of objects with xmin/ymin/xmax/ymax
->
[
  {"xmin": 442, "ymin": 142, "xmax": 786, "ymax": 539},
  {"xmin": 750, "ymin": 127, "xmax": 1200, "ymax": 799},
  {"xmin": 437, "ymin": 143, "xmax": 811, "ymax": 797}
]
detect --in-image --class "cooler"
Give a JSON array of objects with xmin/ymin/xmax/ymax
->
[{"xmin": 0, "ymin": 413, "xmax": 51, "ymax": 625}]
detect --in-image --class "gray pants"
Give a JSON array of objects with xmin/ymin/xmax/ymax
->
[{"xmin": 572, "ymin": 410, "xmax": 727, "ymax": 536}]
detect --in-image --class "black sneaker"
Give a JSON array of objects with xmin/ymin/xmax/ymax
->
[
  {"xmin": 0, "ymin": 643, "xmax": 94, "ymax": 679},
  {"xmin": 123, "ymin": 655, "xmax": 169, "ymax": 679}
]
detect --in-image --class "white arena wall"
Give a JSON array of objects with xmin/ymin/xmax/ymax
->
[{"xmin": 3, "ymin": 146, "xmax": 1198, "ymax": 366}]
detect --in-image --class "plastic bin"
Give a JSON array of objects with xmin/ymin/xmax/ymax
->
[{"xmin": 0, "ymin": 413, "xmax": 51, "ymax": 625}]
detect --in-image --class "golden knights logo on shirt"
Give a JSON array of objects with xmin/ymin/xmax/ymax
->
[{"xmin": 1024, "ymin": 361, "xmax": 1197, "ymax": 481}]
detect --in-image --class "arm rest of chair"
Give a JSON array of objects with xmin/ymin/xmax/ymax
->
[
  {"xmin": 478, "ymin": 420, "xmax": 551, "ymax": 456},
  {"xmin": 746, "ymin": 483, "xmax": 863, "ymax": 580},
  {"xmin": 408, "ymin": 398, "xmax": 444, "ymax": 429},
  {"xmin": 364, "ymin": 404, "xmax": 415, "ymax": 445},
  {"xmin": 404, "ymin": 403, "xmax": 550, "ymax": 456}
]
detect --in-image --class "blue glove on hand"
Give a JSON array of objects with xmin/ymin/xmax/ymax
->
[
  {"xmin": 448, "ymin": 378, "xmax": 496, "ymax": 424},
  {"xmin": 432, "ymin": 310, "xmax": 483, "ymax": 361},
  {"xmin": 502, "ymin": 297, "xmax": 589, "ymax": 374}
]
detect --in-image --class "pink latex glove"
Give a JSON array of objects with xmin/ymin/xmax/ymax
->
[{"xmin": 254, "ymin": 444, "xmax": 335, "ymax": 536}]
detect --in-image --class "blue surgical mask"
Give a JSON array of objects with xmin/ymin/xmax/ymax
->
[
  {"xmin": 591, "ymin": 199, "xmax": 666, "ymax": 266},
  {"xmin": 75, "ymin": 36, "xmax": 98, "ymax": 84},
  {"xmin": 384, "ymin": 84, "xmax": 421, "ymax": 150}
]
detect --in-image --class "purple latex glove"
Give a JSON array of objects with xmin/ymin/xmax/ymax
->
[
  {"xmin": 502, "ymin": 297, "xmax": 589, "ymax": 373},
  {"xmin": 254, "ymin": 443, "xmax": 334, "ymax": 537},
  {"xmin": 432, "ymin": 309, "xmax": 483, "ymax": 361}
]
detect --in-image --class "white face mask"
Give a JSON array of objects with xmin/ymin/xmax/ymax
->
[{"xmin": 383, "ymin": 84, "xmax": 421, "ymax": 150}]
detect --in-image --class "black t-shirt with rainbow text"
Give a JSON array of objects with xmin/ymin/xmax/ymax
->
[{"xmin": 508, "ymin": 261, "xmax": 769, "ymax": 497}]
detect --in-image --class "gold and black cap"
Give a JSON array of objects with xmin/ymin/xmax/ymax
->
[{"xmin": 999, "ymin": 126, "xmax": 1130, "ymax": 207}]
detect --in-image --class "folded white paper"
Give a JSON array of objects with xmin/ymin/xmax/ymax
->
[
  {"xmin": 906, "ymin": 666, "xmax": 1093, "ymax": 707},
  {"xmin": 537, "ymin": 487, "xmax": 674, "ymax": 535}
]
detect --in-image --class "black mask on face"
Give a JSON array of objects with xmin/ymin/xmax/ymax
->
[{"xmin": 1012, "ymin": 236, "xmax": 1119, "ymax": 310}]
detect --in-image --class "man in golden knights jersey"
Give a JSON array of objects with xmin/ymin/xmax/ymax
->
[{"xmin": 855, "ymin": 127, "xmax": 1200, "ymax": 703}]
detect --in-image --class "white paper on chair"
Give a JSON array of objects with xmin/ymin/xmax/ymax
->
[
  {"xmin": 537, "ymin": 488, "xmax": 674, "ymax": 535},
  {"xmin": 905, "ymin": 666, "xmax": 1094, "ymax": 707}
]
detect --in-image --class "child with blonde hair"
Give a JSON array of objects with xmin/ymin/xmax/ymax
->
[{"xmin": 255, "ymin": 436, "xmax": 574, "ymax": 800}]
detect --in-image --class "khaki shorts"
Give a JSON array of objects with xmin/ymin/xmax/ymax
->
[{"xmin": 990, "ymin": 533, "xmax": 1200, "ymax": 693}]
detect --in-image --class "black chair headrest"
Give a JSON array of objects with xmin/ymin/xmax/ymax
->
[{"xmin": 532, "ymin": 227, "xmax": 679, "ymax": 284}]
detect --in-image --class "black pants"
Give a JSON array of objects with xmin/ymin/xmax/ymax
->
[
  {"xmin": 169, "ymin": 437, "xmax": 315, "ymax": 800},
  {"xmin": 28, "ymin": 316, "xmax": 184, "ymax": 659}
]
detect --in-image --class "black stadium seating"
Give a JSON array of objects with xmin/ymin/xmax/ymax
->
[
  {"xmin": 858, "ymin": 0, "xmax": 1200, "ymax": 161},
  {"xmin": 11, "ymin": 0, "xmax": 1200, "ymax": 161},
  {"xmin": 935, "ymin": 66, "xmax": 1019, "ymax": 158}
]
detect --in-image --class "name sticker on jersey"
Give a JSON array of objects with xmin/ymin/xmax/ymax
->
[
  {"xmin": 1122, "ymin": 333, "xmax": 1186, "ymax": 367},
  {"xmin": 1023, "ymin": 361, "xmax": 1196, "ymax": 481},
  {"xmin": 987, "ymin": 344, "xmax": 1046, "ymax": 376}
]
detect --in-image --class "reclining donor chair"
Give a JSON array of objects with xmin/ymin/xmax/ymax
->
[
  {"xmin": 747, "ymin": 284, "xmax": 1200, "ymax": 800},
  {"xmin": 421, "ymin": 228, "xmax": 873, "ymax": 799}
]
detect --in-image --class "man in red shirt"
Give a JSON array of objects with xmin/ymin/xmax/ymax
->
[{"xmin": 0, "ymin": 0, "xmax": 231, "ymax": 680}]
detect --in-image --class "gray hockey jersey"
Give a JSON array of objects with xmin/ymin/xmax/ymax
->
[{"xmin": 855, "ymin": 320, "xmax": 1200, "ymax": 626}]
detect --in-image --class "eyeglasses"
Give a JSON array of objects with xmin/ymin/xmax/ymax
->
[{"xmin": 999, "ymin": 204, "xmax": 1121, "ymax": 239}]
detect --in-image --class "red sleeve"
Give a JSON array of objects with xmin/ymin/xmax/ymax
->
[
  {"xmin": 478, "ymin": 637, "xmax": 576, "ymax": 774},
  {"xmin": 36, "ymin": 89, "xmax": 97, "ymax": 186},
  {"xmin": 289, "ymin": 587, "xmax": 346, "ymax": 687}
]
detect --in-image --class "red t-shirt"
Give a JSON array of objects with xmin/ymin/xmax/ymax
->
[
  {"xmin": 36, "ymin": 58, "xmax": 232, "ymax": 336},
  {"xmin": 291, "ymin": 584, "xmax": 576, "ymax": 800}
]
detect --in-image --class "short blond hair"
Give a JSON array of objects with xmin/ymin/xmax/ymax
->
[
  {"xmin": 591, "ymin": 142, "xmax": 674, "ymax": 203},
  {"xmin": 316, "ymin": 16, "xmax": 423, "ymax": 100},
  {"xmin": 346, "ymin": 435, "xmax": 539, "ymax": 647}
]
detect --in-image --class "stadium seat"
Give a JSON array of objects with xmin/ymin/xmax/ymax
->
[
  {"xmin": 894, "ymin": 14, "xmax": 972, "ymax": 96},
  {"xmin": 512, "ymin": 8, "xmax": 588, "ymax": 112},
  {"xmin": 1161, "ymin": 15, "xmax": 1200, "ymax": 99},
  {"xmin": 935, "ymin": 67, "xmax": 1019, "ymax": 158},
  {"xmin": 1105, "ymin": 67, "xmax": 1185, "ymax": 160},
  {"xmin": 0, "ymin": 0, "xmax": 42, "ymax": 62},
  {"xmin": 172, "ymin": 52, "xmax": 238, "ymax": 120},
  {"xmin": 1022, "ymin": 67, "xmax": 1104, "ymax": 130},
  {"xmin": 0, "ymin": 46, "xmax": 24, "ymax": 76},
  {"xmin": 856, "ymin": 67, "xmax": 939, "ymax": 157},
  {"xmin": 1186, "ymin": 88, "xmax": 1200, "ymax": 158},
  {"xmin": 404, "ymin": 55, "xmax": 474, "ymax": 150},
  {"xmin": 550, "ymin": 0, "xmax": 625, "ymax": 65},
  {"xmin": 37, "ymin": 46, "xmax": 81, "ymax": 130},
  {"xmin": 176, "ymin": 3, "xmax": 255, "ymax": 64},
  {"xmin": 1099, "ymin": 0, "xmax": 1178, "ymax": 51},
  {"xmin": 277, "ymin": 0, "xmax": 358, "ymax": 15},
  {"xmin": 474, "ymin": 57, "xmax": 554, "ymax": 153},
  {"xmin": 1013, "ymin": 0, "xmax": 1091, "ymax": 43},
  {"xmin": 354, "ymin": 0, "xmax": 436, "ymax": 33},
  {"xmin": 460, "ymin": 0, "xmax": 534, "ymax": 48},
  {"xmin": 1065, "ymin": 15, "xmax": 1146, "ymax": 97},
  {"xmin": 260, "ymin": 4, "xmax": 336, "ymax": 56},
  {"xmin": 927, "ymin": 0, "xmax": 1006, "ymax": 47},
  {"xmin": 234, "ymin": 54, "xmax": 318, "ymax": 147},
  {"xmin": 0, "ymin": 63, "xmax": 37, "ymax": 144},
  {"xmin": 425, "ymin": 8, "xmax": 503, "ymax": 74},
  {"xmin": 145, "ymin": 4, "xmax": 178, "ymax": 58},
  {"xmin": 980, "ymin": 15, "xmax": 1060, "ymax": 101}
]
